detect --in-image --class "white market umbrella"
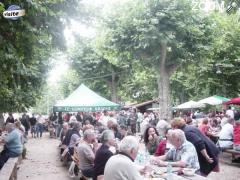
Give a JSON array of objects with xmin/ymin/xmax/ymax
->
[{"xmin": 175, "ymin": 100, "xmax": 205, "ymax": 109}]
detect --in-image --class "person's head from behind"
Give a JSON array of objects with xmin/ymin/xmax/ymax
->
[
  {"xmin": 85, "ymin": 120, "xmax": 90, "ymax": 125},
  {"xmin": 171, "ymin": 118, "xmax": 186, "ymax": 129},
  {"xmin": 119, "ymin": 125, "xmax": 128, "ymax": 137},
  {"xmin": 101, "ymin": 130, "xmax": 115, "ymax": 146},
  {"xmin": 228, "ymin": 118, "xmax": 235, "ymax": 125},
  {"xmin": 103, "ymin": 110, "xmax": 108, "ymax": 116},
  {"xmin": 119, "ymin": 136, "xmax": 139, "ymax": 160},
  {"xmin": 143, "ymin": 112, "xmax": 148, "ymax": 118},
  {"xmin": 63, "ymin": 122, "xmax": 69, "ymax": 130},
  {"xmin": 14, "ymin": 120, "xmax": 21, "ymax": 129},
  {"xmin": 5, "ymin": 123, "xmax": 15, "ymax": 133},
  {"xmin": 110, "ymin": 123, "xmax": 118, "ymax": 133},
  {"xmin": 186, "ymin": 117, "xmax": 192, "ymax": 125},
  {"xmin": 202, "ymin": 118, "xmax": 208, "ymax": 125},
  {"xmin": 84, "ymin": 129, "xmax": 96, "ymax": 144},
  {"xmin": 211, "ymin": 119, "xmax": 218, "ymax": 127},
  {"xmin": 72, "ymin": 122, "xmax": 81, "ymax": 132},
  {"xmin": 107, "ymin": 120, "xmax": 114, "ymax": 129},
  {"xmin": 109, "ymin": 112, "xmax": 114, "ymax": 118},
  {"xmin": 167, "ymin": 129, "xmax": 186, "ymax": 149}
]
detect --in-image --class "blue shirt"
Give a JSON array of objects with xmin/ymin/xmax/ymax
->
[
  {"xmin": 4, "ymin": 129, "xmax": 23, "ymax": 155},
  {"xmin": 166, "ymin": 140, "xmax": 200, "ymax": 170}
]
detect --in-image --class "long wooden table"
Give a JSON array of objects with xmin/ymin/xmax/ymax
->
[{"xmin": 142, "ymin": 166, "xmax": 210, "ymax": 180}]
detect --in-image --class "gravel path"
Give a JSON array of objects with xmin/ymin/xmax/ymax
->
[{"xmin": 18, "ymin": 133, "xmax": 71, "ymax": 180}]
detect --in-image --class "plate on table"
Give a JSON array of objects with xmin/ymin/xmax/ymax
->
[{"xmin": 182, "ymin": 168, "xmax": 196, "ymax": 176}]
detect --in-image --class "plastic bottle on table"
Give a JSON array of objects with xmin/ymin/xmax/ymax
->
[{"xmin": 166, "ymin": 162, "xmax": 173, "ymax": 180}]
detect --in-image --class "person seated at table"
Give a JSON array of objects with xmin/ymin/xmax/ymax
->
[
  {"xmin": 209, "ymin": 118, "xmax": 221, "ymax": 132},
  {"xmin": 109, "ymin": 123, "xmax": 122, "ymax": 140},
  {"xmin": 156, "ymin": 118, "xmax": 170, "ymax": 138},
  {"xmin": 171, "ymin": 118, "xmax": 219, "ymax": 176},
  {"xmin": 93, "ymin": 130, "xmax": 116, "ymax": 180},
  {"xmin": 119, "ymin": 125, "xmax": 132, "ymax": 140},
  {"xmin": 143, "ymin": 126, "xmax": 160, "ymax": 155},
  {"xmin": 0, "ymin": 123, "xmax": 23, "ymax": 169},
  {"xmin": 221, "ymin": 114, "xmax": 229, "ymax": 127},
  {"xmin": 59, "ymin": 122, "xmax": 69, "ymax": 142},
  {"xmin": 82, "ymin": 120, "xmax": 94, "ymax": 132},
  {"xmin": 60, "ymin": 122, "xmax": 79, "ymax": 156},
  {"xmin": 150, "ymin": 129, "xmax": 200, "ymax": 170},
  {"xmin": 104, "ymin": 136, "xmax": 143, "ymax": 180},
  {"xmin": 69, "ymin": 122, "xmax": 81, "ymax": 155},
  {"xmin": 232, "ymin": 119, "xmax": 240, "ymax": 163},
  {"xmin": 14, "ymin": 121, "xmax": 27, "ymax": 159},
  {"xmin": 218, "ymin": 118, "xmax": 234, "ymax": 150},
  {"xmin": 77, "ymin": 129, "xmax": 98, "ymax": 178},
  {"xmin": 154, "ymin": 128, "xmax": 171, "ymax": 156}
]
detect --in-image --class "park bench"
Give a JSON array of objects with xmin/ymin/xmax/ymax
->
[{"xmin": 0, "ymin": 156, "xmax": 22, "ymax": 180}]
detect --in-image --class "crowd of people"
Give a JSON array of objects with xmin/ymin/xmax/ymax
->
[
  {"xmin": 53, "ymin": 106, "xmax": 240, "ymax": 179},
  {"xmin": 0, "ymin": 106, "xmax": 240, "ymax": 179}
]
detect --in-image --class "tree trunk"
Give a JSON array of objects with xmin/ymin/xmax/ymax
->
[
  {"xmin": 0, "ymin": 113, "xmax": 4, "ymax": 130},
  {"xmin": 157, "ymin": 41, "xmax": 172, "ymax": 121},
  {"xmin": 111, "ymin": 71, "xmax": 118, "ymax": 103},
  {"xmin": 105, "ymin": 71, "xmax": 118, "ymax": 103}
]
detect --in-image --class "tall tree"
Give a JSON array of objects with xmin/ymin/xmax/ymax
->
[
  {"xmin": 69, "ymin": 36, "xmax": 130, "ymax": 102},
  {"xmin": 0, "ymin": 0, "xmax": 81, "ymax": 113},
  {"xmin": 96, "ymin": 0, "xmax": 214, "ymax": 119},
  {"xmin": 172, "ymin": 12, "xmax": 240, "ymax": 101}
]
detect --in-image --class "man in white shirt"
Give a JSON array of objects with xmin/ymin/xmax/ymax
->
[
  {"xmin": 99, "ymin": 110, "xmax": 109, "ymax": 127},
  {"xmin": 219, "ymin": 118, "xmax": 234, "ymax": 149},
  {"xmin": 226, "ymin": 106, "xmax": 234, "ymax": 119},
  {"xmin": 104, "ymin": 136, "xmax": 144, "ymax": 180}
]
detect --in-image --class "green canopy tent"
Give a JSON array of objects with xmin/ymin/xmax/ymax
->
[
  {"xmin": 53, "ymin": 84, "xmax": 120, "ymax": 112},
  {"xmin": 197, "ymin": 95, "xmax": 229, "ymax": 105}
]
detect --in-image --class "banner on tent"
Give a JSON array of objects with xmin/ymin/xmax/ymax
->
[{"xmin": 53, "ymin": 106, "xmax": 120, "ymax": 112}]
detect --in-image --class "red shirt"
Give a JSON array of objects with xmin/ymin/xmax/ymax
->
[
  {"xmin": 233, "ymin": 123, "xmax": 240, "ymax": 145},
  {"xmin": 155, "ymin": 140, "xmax": 167, "ymax": 156}
]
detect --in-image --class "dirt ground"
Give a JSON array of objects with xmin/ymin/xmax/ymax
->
[
  {"xmin": 17, "ymin": 133, "xmax": 240, "ymax": 180},
  {"xmin": 18, "ymin": 133, "xmax": 70, "ymax": 180}
]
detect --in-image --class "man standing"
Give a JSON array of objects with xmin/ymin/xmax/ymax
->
[
  {"xmin": 226, "ymin": 106, "xmax": 234, "ymax": 119},
  {"xmin": 137, "ymin": 110, "xmax": 143, "ymax": 133},
  {"xmin": 0, "ymin": 123, "xmax": 23, "ymax": 169},
  {"xmin": 5, "ymin": 113, "xmax": 15, "ymax": 124},
  {"xmin": 20, "ymin": 113, "xmax": 30, "ymax": 137},
  {"xmin": 129, "ymin": 108, "xmax": 137, "ymax": 135},
  {"xmin": 29, "ymin": 114, "xmax": 37, "ymax": 138},
  {"xmin": 99, "ymin": 110, "xmax": 109, "ymax": 127}
]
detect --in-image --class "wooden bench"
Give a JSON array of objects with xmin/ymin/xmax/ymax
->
[
  {"xmin": 223, "ymin": 149, "xmax": 240, "ymax": 160},
  {"xmin": 0, "ymin": 156, "xmax": 22, "ymax": 180}
]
